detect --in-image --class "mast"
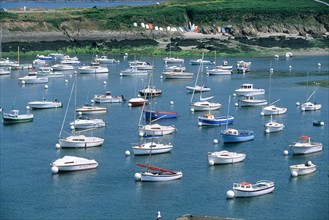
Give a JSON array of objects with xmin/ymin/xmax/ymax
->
[{"xmin": 225, "ymin": 95, "xmax": 231, "ymax": 130}]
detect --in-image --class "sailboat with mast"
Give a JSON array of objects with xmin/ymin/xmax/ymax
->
[
  {"xmin": 301, "ymin": 82, "xmax": 321, "ymax": 111},
  {"xmin": 261, "ymin": 67, "xmax": 287, "ymax": 116},
  {"xmin": 190, "ymin": 55, "xmax": 221, "ymax": 111},
  {"xmin": 221, "ymin": 96, "xmax": 254, "ymax": 143},
  {"xmin": 58, "ymin": 74, "xmax": 104, "ymax": 148},
  {"xmin": 138, "ymin": 69, "xmax": 176, "ymax": 137}
]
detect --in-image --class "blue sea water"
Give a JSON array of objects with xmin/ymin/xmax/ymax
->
[
  {"xmin": 1, "ymin": 1, "xmax": 164, "ymax": 9},
  {"xmin": 0, "ymin": 53, "xmax": 328, "ymax": 220}
]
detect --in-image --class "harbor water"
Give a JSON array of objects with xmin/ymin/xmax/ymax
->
[{"xmin": 0, "ymin": 53, "xmax": 328, "ymax": 219}]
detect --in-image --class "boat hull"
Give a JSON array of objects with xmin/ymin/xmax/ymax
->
[
  {"xmin": 132, "ymin": 143, "xmax": 173, "ymax": 155},
  {"xmin": 291, "ymin": 145, "xmax": 323, "ymax": 154},
  {"xmin": 261, "ymin": 105, "xmax": 287, "ymax": 115},
  {"xmin": 144, "ymin": 110, "xmax": 177, "ymax": 119},
  {"xmin": 139, "ymin": 124, "xmax": 176, "ymax": 137},
  {"xmin": 28, "ymin": 101, "xmax": 62, "ymax": 109},
  {"xmin": 290, "ymin": 164, "xmax": 317, "ymax": 176},
  {"xmin": 208, "ymin": 151, "xmax": 246, "ymax": 164},
  {"xmin": 198, "ymin": 116, "xmax": 234, "ymax": 126},
  {"xmin": 3, "ymin": 114, "xmax": 34, "ymax": 124},
  {"xmin": 58, "ymin": 135, "xmax": 104, "ymax": 148},
  {"xmin": 221, "ymin": 130, "xmax": 254, "ymax": 143},
  {"xmin": 233, "ymin": 185, "xmax": 274, "ymax": 197},
  {"xmin": 139, "ymin": 172, "xmax": 183, "ymax": 182}
]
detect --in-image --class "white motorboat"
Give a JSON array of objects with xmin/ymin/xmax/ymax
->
[
  {"xmin": 238, "ymin": 95, "xmax": 267, "ymax": 107},
  {"xmin": 138, "ymin": 124, "xmax": 176, "ymax": 137},
  {"xmin": 190, "ymin": 98, "xmax": 221, "ymax": 111},
  {"xmin": 128, "ymin": 97, "xmax": 148, "ymax": 107},
  {"xmin": 59, "ymin": 134, "xmax": 104, "ymax": 148},
  {"xmin": 76, "ymin": 105, "xmax": 107, "ymax": 114},
  {"xmin": 207, "ymin": 67, "xmax": 232, "ymax": 75},
  {"xmin": 227, "ymin": 180, "xmax": 275, "ymax": 198},
  {"xmin": 289, "ymin": 161, "xmax": 317, "ymax": 177},
  {"xmin": 264, "ymin": 116, "xmax": 284, "ymax": 133},
  {"xmin": 51, "ymin": 63, "xmax": 74, "ymax": 71},
  {"xmin": 163, "ymin": 57, "xmax": 184, "ymax": 64},
  {"xmin": 132, "ymin": 141, "xmax": 173, "ymax": 155},
  {"xmin": 134, "ymin": 164, "xmax": 183, "ymax": 182},
  {"xmin": 78, "ymin": 65, "xmax": 109, "ymax": 74},
  {"xmin": 289, "ymin": 136, "xmax": 323, "ymax": 155},
  {"xmin": 234, "ymin": 83, "xmax": 265, "ymax": 96},
  {"xmin": 236, "ymin": 60, "xmax": 251, "ymax": 73},
  {"xmin": 186, "ymin": 85, "xmax": 211, "ymax": 93},
  {"xmin": 208, "ymin": 151, "xmax": 246, "ymax": 165},
  {"xmin": 50, "ymin": 156, "xmax": 98, "ymax": 173},
  {"xmin": 2, "ymin": 109, "xmax": 33, "ymax": 124},
  {"xmin": 120, "ymin": 67, "xmax": 148, "ymax": 76},
  {"xmin": 129, "ymin": 60, "xmax": 154, "ymax": 70},
  {"xmin": 0, "ymin": 68, "xmax": 10, "ymax": 75},
  {"xmin": 28, "ymin": 99, "xmax": 62, "ymax": 109},
  {"xmin": 94, "ymin": 55, "xmax": 117, "ymax": 64},
  {"xmin": 162, "ymin": 68, "xmax": 193, "ymax": 79},
  {"xmin": 19, "ymin": 72, "xmax": 48, "ymax": 84},
  {"xmin": 139, "ymin": 86, "xmax": 162, "ymax": 97},
  {"xmin": 93, "ymin": 91, "xmax": 125, "ymax": 103},
  {"xmin": 70, "ymin": 116, "xmax": 106, "ymax": 129}
]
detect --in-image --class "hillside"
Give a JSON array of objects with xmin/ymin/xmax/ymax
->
[{"xmin": 1, "ymin": 0, "xmax": 329, "ymax": 56}]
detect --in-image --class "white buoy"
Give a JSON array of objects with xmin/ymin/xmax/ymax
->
[
  {"xmin": 191, "ymin": 108, "xmax": 195, "ymax": 112},
  {"xmin": 103, "ymin": 81, "xmax": 107, "ymax": 85},
  {"xmin": 51, "ymin": 166, "xmax": 59, "ymax": 174},
  {"xmin": 318, "ymin": 63, "xmax": 321, "ymax": 67},
  {"xmin": 260, "ymin": 112, "xmax": 265, "ymax": 116},
  {"xmin": 78, "ymin": 112, "xmax": 82, "ymax": 115},
  {"xmin": 265, "ymin": 129, "xmax": 270, "ymax": 133},
  {"xmin": 226, "ymin": 190, "xmax": 235, "ymax": 199},
  {"xmin": 91, "ymin": 99, "xmax": 95, "ymax": 103},
  {"xmin": 170, "ymin": 101, "xmax": 174, "ymax": 105},
  {"xmin": 208, "ymin": 160, "xmax": 215, "ymax": 166},
  {"xmin": 198, "ymin": 122, "xmax": 202, "ymax": 127},
  {"xmin": 134, "ymin": 172, "xmax": 142, "ymax": 181},
  {"xmin": 44, "ymin": 84, "xmax": 48, "ymax": 89},
  {"xmin": 289, "ymin": 65, "xmax": 292, "ymax": 70},
  {"xmin": 120, "ymin": 73, "xmax": 123, "ymax": 76},
  {"xmin": 235, "ymin": 103, "xmax": 239, "ymax": 107},
  {"xmin": 320, "ymin": 121, "xmax": 325, "ymax": 126},
  {"xmin": 296, "ymin": 102, "xmax": 300, "ymax": 106},
  {"xmin": 139, "ymin": 132, "xmax": 145, "ymax": 137},
  {"xmin": 55, "ymin": 143, "xmax": 61, "ymax": 149},
  {"xmin": 65, "ymin": 79, "xmax": 68, "ymax": 83},
  {"xmin": 160, "ymin": 75, "xmax": 163, "ymax": 79},
  {"xmin": 233, "ymin": 93, "xmax": 236, "ymax": 97},
  {"xmin": 125, "ymin": 150, "xmax": 131, "ymax": 156},
  {"xmin": 128, "ymin": 103, "xmax": 132, "ymax": 107},
  {"xmin": 21, "ymin": 80, "xmax": 25, "ymax": 84},
  {"xmin": 291, "ymin": 171, "xmax": 298, "ymax": 177},
  {"xmin": 270, "ymin": 68, "xmax": 273, "ymax": 73},
  {"xmin": 213, "ymin": 139, "xmax": 218, "ymax": 144},
  {"xmin": 70, "ymin": 125, "xmax": 75, "ymax": 130},
  {"xmin": 283, "ymin": 150, "xmax": 289, "ymax": 155},
  {"xmin": 26, "ymin": 106, "xmax": 30, "ymax": 110}
]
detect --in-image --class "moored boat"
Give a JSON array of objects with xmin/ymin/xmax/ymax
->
[
  {"xmin": 238, "ymin": 95, "xmax": 267, "ymax": 107},
  {"xmin": 28, "ymin": 99, "xmax": 62, "ymax": 109},
  {"xmin": 289, "ymin": 136, "xmax": 323, "ymax": 155},
  {"xmin": 234, "ymin": 83, "xmax": 265, "ymax": 96},
  {"xmin": 128, "ymin": 97, "xmax": 148, "ymax": 107},
  {"xmin": 290, "ymin": 161, "xmax": 317, "ymax": 177},
  {"xmin": 2, "ymin": 109, "xmax": 33, "ymax": 124},
  {"xmin": 198, "ymin": 113, "xmax": 234, "ymax": 126},
  {"xmin": 59, "ymin": 134, "xmax": 104, "ymax": 148},
  {"xmin": 221, "ymin": 128, "xmax": 254, "ymax": 143},
  {"xmin": 78, "ymin": 65, "xmax": 109, "ymax": 74},
  {"xmin": 70, "ymin": 116, "xmax": 106, "ymax": 129},
  {"xmin": 132, "ymin": 141, "xmax": 173, "ymax": 155},
  {"xmin": 138, "ymin": 123, "xmax": 176, "ymax": 137},
  {"xmin": 144, "ymin": 110, "xmax": 178, "ymax": 120},
  {"xmin": 134, "ymin": 164, "xmax": 182, "ymax": 182},
  {"xmin": 93, "ymin": 91, "xmax": 125, "ymax": 103},
  {"xmin": 227, "ymin": 180, "xmax": 274, "ymax": 198},
  {"xmin": 208, "ymin": 151, "xmax": 246, "ymax": 165},
  {"xmin": 76, "ymin": 105, "xmax": 107, "ymax": 114},
  {"xmin": 264, "ymin": 116, "xmax": 284, "ymax": 133},
  {"xmin": 50, "ymin": 156, "xmax": 98, "ymax": 173}
]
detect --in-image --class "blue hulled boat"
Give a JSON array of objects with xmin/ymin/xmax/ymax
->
[
  {"xmin": 220, "ymin": 128, "xmax": 254, "ymax": 143},
  {"xmin": 144, "ymin": 110, "xmax": 178, "ymax": 120},
  {"xmin": 198, "ymin": 113, "xmax": 234, "ymax": 126}
]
